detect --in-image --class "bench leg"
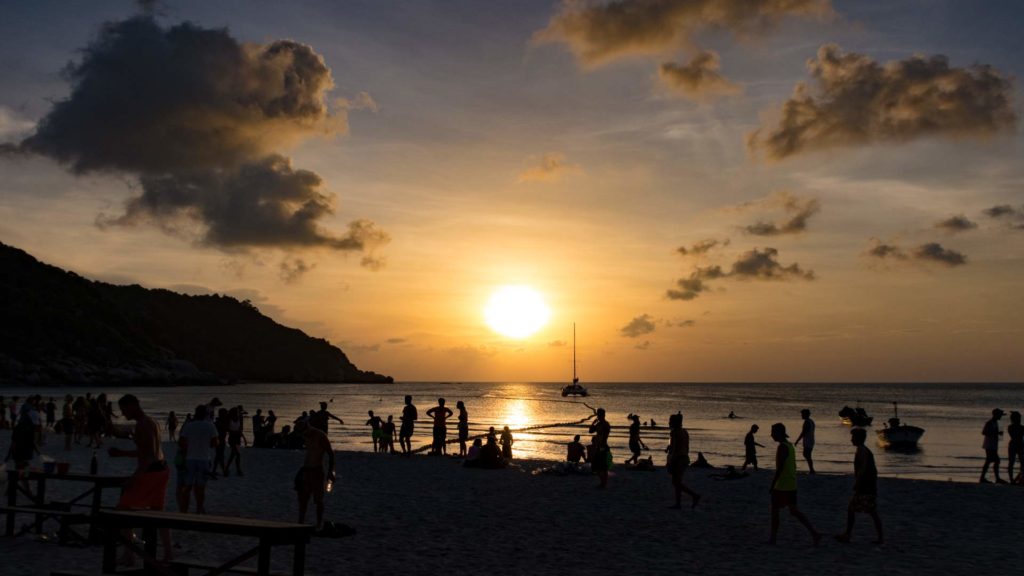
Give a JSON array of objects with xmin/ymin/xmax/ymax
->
[
  {"xmin": 257, "ymin": 537, "xmax": 271, "ymax": 576},
  {"xmin": 102, "ymin": 525, "xmax": 117, "ymax": 573},
  {"xmin": 293, "ymin": 540, "xmax": 306, "ymax": 576}
]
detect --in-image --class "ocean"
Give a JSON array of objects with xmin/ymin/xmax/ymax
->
[{"xmin": 6, "ymin": 382, "xmax": 1022, "ymax": 483}]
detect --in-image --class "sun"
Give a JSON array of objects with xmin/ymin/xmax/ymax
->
[{"xmin": 484, "ymin": 285, "xmax": 551, "ymax": 338}]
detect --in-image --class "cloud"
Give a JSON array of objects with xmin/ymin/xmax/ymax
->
[
  {"xmin": 864, "ymin": 238, "xmax": 967, "ymax": 267},
  {"xmin": 620, "ymin": 314, "xmax": 657, "ymax": 338},
  {"xmin": 534, "ymin": 0, "xmax": 831, "ymax": 68},
  {"xmin": 336, "ymin": 91, "xmax": 379, "ymax": 113},
  {"xmin": 0, "ymin": 107, "xmax": 35, "ymax": 141},
  {"xmin": 676, "ymin": 319, "xmax": 696, "ymax": 327},
  {"xmin": 658, "ymin": 51, "xmax": 739, "ymax": 99},
  {"xmin": 749, "ymin": 44, "xmax": 1017, "ymax": 160},
  {"xmin": 385, "ymin": 338, "xmax": 407, "ymax": 345},
  {"xmin": 676, "ymin": 238, "xmax": 728, "ymax": 257},
  {"xmin": 934, "ymin": 215, "xmax": 977, "ymax": 233},
  {"xmin": 668, "ymin": 247, "xmax": 812, "ymax": 301},
  {"xmin": 548, "ymin": 340, "xmax": 568, "ymax": 347},
  {"xmin": 634, "ymin": 340, "xmax": 652, "ymax": 350},
  {"xmin": 6, "ymin": 15, "xmax": 387, "ymax": 259},
  {"xmin": 983, "ymin": 205, "xmax": 1018, "ymax": 218},
  {"xmin": 735, "ymin": 192, "xmax": 820, "ymax": 236},
  {"xmin": 517, "ymin": 152, "xmax": 582, "ymax": 183},
  {"xmin": 913, "ymin": 242, "xmax": 967, "ymax": 267},
  {"xmin": 279, "ymin": 257, "xmax": 314, "ymax": 284}
]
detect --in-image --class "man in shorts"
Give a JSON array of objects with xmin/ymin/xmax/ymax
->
[
  {"xmin": 399, "ymin": 395, "xmax": 417, "ymax": 455},
  {"xmin": 178, "ymin": 405, "xmax": 219, "ymax": 513},
  {"xmin": 980, "ymin": 408, "xmax": 1005, "ymax": 483},
  {"xmin": 835, "ymin": 428, "xmax": 883, "ymax": 544},
  {"xmin": 108, "ymin": 394, "xmax": 172, "ymax": 564},
  {"xmin": 794, "ymin": 409, "xmax": 816, "ymax": 474},
  {"xmin": 768, "ymin": 422, "xmax": 821, "ymax": 546},
  {"xmin": 297, "ymin": 425, "xmax": 335, "ymax": 531}
]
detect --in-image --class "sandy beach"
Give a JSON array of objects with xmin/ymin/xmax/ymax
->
[{"xmin": 2, "ymin": 430, "xmax": 1023, "ymax": 576}]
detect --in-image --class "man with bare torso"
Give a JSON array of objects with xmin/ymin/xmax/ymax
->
[
  {"xmin": 108, "ymin": 394, "xmax": 172, "ymax": 564},
  {"xmin": 297, "ymin": 425, "xmax": 336, "ymax": 531}
]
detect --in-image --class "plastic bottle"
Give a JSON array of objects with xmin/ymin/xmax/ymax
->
[
  {"xmin": 325, "ymin": 476, "xmax": 333, "ymax": 494},
  {"xmin": 90, "ymin": 451, "xmax": 98, "ymax": 475}
]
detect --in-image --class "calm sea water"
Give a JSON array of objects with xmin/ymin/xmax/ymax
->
[{"xmin": 6, "ymin": 382, "xmax": 1023, "ymax": 483}]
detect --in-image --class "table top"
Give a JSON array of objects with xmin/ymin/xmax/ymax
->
[
  {"xmin": 97, "ymin": 510, "xmax": 315, "ymax": 541},
  {"xmin": 6, "ymin": 469, "xmax": 129, "ymax": 486}
]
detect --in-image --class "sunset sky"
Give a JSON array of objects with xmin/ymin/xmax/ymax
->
[{"xmin": 1, "ymin": 0, "xmax": 1022, "ymax": 382}]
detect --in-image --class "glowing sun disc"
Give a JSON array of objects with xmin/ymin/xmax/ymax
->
[{"xmin": 484, "ymin": 286, "xmax": 551, "ymax": 338}]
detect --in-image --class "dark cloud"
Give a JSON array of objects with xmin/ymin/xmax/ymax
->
[
  {"xmin": 634, "ymin": 340, "xmax": 652, "ymax": 350},
  {"xmin": 738, "ymin": 193, "xmax": 820, "ymax": 236},
  {"xmin": 749, "ymin": 44, "xmax": 1017, "ymax": 160},
  {"xmin": 517, "ymin": 152, "xmax": 582, "ymax": 183},
  {"xmin": 913, "ymin": 242, "xmax": 967, "ymax": 267},
  {"xmin": 535, "ymin": 0, "xmax": 831, "ymax": 68},
  {"xmin": 668, "ymin": 247, "xmax": 811, "ymax": 301},
  {"xmin": 385, "ymin": 338, "xmax": 407, "ymax": 345},
  {"xmin": 620, "ymin": 314, "xmax": 657, "ymax": 338},
  {"xmin": 864, "ymin": 238, "xmax": 966, "ymax": 267},
  {"xmin": 676, "ymin": 238, "xmax": 728, "ymax": 257},
  {"xmin": 730, "ymin": 247, "xmax": 815, "ymax": 280},
  {"xmin": 7, "ymin": 15, "xmax": 386, "ymax": 259},
  {"xmin": 279, "ymin": 257, "xmax": 314, "ymax": 284},
  {"xmin": 548, "ymin": 340, "xmax": 568, "ymax": 347},
  {"xmin": 673, "ymin": 319, "xmax": 696, "ymax": 327},
  {"xmin": 659, "ymin": 51, "xmax": 738, "ymax": 99},
  {"xmin": 934, "ymin": 215, "xmax": 977, "ymax": 233},
  {"xmin": 983, "ymin": 204, "xmax": 1018, "ymax": 218}
]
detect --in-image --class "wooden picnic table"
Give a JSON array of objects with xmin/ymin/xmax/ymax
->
[
  {"xmin": 5, "ymin": 469, "xmax": 128, "ymax": 541},
  {"xmin": 97, "ymin": 509, "xmax": 314, "ymax": 576}
]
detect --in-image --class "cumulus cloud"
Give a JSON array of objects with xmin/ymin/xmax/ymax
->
[
  {"xmin": 6, "ymin": 15, "xmax": 387, "ymax": 261},
  {"xmin": 749, "ymin": 44, "xmax": 1017, "ymax": 160},
  {"xmin": 914, "ymin": 242, "xmax": 967, "ymax": 267},
  {"xmin": 0, "ymin": 107, "xmax": 35, "ymax": 141},
  {"xmin": 634, "ymin": 340, "xmax": 652, "ymax": 350},
  {"xmin": 620, "ymin": 314, "xmax": 657, "ymax": 338},
  {"xmin": 676, "ymin": 319, "xmax": 696, "ymax": 327},
  {"xmin": 517, "ymin": 152, "xmax": 582, "ymax": 183},
  {"xmin": 336, "ymin": 91, "xmax": 379, "ymax": 113},
  {"xmin": 534, "ymin": 0, "xmax": 831, "ymax": 68},
  {"xmin": 934, "ymin": 215, "xmax": 977, "ymax": 233},
  {"xmin": 668, "ymin": 247, "xmax": 811, "ymax": 301},
  {"xmin": 983, "ymin": 205, "xmax": 1018, "ymax": 218},
  {"xmin": 734, "ymin": 192, "xmax": 820, "ymax": 236},
  {"xmin": 864, "ymin": 238, "xmax": 967, "ymax": 267},
  {"xmin": 658, "ymin": 51, "xmax": 739, "ymax": 99},
  {"xmin": 676, "ymin": 238, "xmax": 728, "ymax": 257}
]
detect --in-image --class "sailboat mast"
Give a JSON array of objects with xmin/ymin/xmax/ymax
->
[{"xmin": 572, "ymin": 322, "xmax": 577, "ymax": 382}]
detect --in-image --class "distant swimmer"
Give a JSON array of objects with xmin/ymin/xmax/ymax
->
[{"xmin": 728, "ymin": 411, "xmax": 737, "ymax": 419}]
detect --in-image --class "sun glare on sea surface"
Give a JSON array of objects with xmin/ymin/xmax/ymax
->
[{"xmin": 484, "ymin": 285, "xmax": 550, "ymax": 338}]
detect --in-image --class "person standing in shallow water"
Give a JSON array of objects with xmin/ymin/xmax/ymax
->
[
  {"xmin": 365, "ymin": 411, "xmax": 383, "ymax": 453},
  {"xmin": 835, "ymin": 427, "xmax": 883, "ymax": 545},
  {"xmin": 500, "ymin": 426, "xmax": 514, "ymax": 460},
  {"xmin": 794, "ymin": 409, "xmax": 816, "ymax": 475},
  {"xmin": 589, "ymin": 408, "xmax": 611, "ymax": 488},
  {"xmin": 742, "ymin": 424, "xmax": 764, "ymax": 472},
  {"xmin": 455, "ymin": 401, "xmax": 469, "ymax": 457},
  {"xmin": 768, "ymin": 422, "xmax": 821, "ymax": 546},
  {"xmin": 382, "ymin": 415, "xmax": 396, "ymax": 454},
  {"xmin": 425, "ymin": 398, "xmax": 453, "ymax": 455},
  {"xmin": 399, "ymin": 395, "xmax": 417, "ymax": 455},
  {"xmin": 667, "ymin": 412, "xmax": 700, "ymax": 509},
  {"xmin": 980, "ymin": 408, "xmax": 1005, "ymax": 483}
]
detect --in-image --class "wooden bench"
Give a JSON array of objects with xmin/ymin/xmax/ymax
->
[{"xmin": 1, "ymin": 503, "xmax": 92, "ymax": 543}]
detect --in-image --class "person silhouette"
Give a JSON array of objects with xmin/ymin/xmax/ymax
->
[
  {"xmin": 425, "ymin": 398, "xmax": 453, "ymax": 455},
  {"xmin": 835, "ymin": 428, "xmax": 883, "ymax": 545},
  {"xmin": 456, "ymin": 401, "xmax": 469, "ymax": 457},
  {"xmin": 589, "ymin": 408, "xmax": 611, "ymax": 488},
  {"xmin": 1007, "ymin": 411, "xmax": 1024, "ymax": 484},
  {"xmin": 399, "ymin": 395, "xmax": 418, "ymax": 455},
  {"xmin": 742, "ymin": 424, "xmax": 765, "ymax": 472},
  {"xmin": 768, "ymin": 422, "xmax": 821, "ymax": 546},
  {"xmin": 667, "ymin": 412, "xmax": 700, "ymax": 509},
  {"xmin": 794, "ymin": 409, "xmax": 816, "ymax": 475},
  {"xmin": 500, "ymin": 426, "xmax": 514, "ymax": 460},
  {"xmin": 980, "ymin": 408, "xmax": 1005, "ymax": 483},
  {"xmin": 626, "ymin": 414, "xmax": 648, "ymax": 465}
]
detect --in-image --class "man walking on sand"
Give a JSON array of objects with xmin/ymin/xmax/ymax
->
[
  {"xmin": 178, "ymin": 405, "xmax": 219, "ymax": 513},
  {"xmin": 835, "ymin": 428, "xmax": 883, "ymax": 544},
  {"xmin": 667, "ymin": 412, "xmax": 700, "ymax": 509},
  {"xmin": 108, "ymin": 394, "xmax": 173, "ymax": 565},
  {"xmin": 794, "ymin": 409, "xmax": 816, "ymax": 475},
  {"xmin": 399, "ymin": 395, "xmax": 418, "ymax": 455},
  {"xmin": 297, "ymin": 425, "xmax": 335, "ymax": 532},
  {"xmin": 768, "ymin": 422, "xmax": 821, "ymax": 546},
  {"xmin": 980, "ymin": 408, "xmax": 1005, "ymax": 484},
  {"xmin": 742, "ymin": 424, "xmax": 765, "ymax": 472}
]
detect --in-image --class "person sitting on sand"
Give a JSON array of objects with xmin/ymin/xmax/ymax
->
[
  {"xmin": 426, "ymin": 398, "xmax": 453, "ymax": 456},
  {"xmin": 742, "ymin": 425, "xmax": 765, "ymax": 472},
  {"xmin": 667, "ymin": 412, "xmax": 700, "ymax": 509},
  {"xmin": 980, "ymin": 408, "xmax": 1005, "ymax": 484},
  {"xmin": 589, "ymin": 408, "xmax": 612, "ymax": 488},
  {"xmin": 626, "ymin": 413, "xmax": 648, "ymax": 465},
  {"xmin": 479, "ymin": 436, "xmax": 505, "ymax": 469},
  {"xmin": 835, "ymin": 427, "xmax": 883, "ymax": 545},
  {"xmin": 399, "ymin": 395, "xmax": 417, "ymax": 455},
  {"xmin": 768, "ymin": 422, "xmax": 821, "ymax": 546},
  {"xmin": 710, "ymin": 465, "xmax": 748, "ymax": 481},
  {"xmin": 464, "ymin": 438, "xmax": 483, "ymax": 467},
  {"xmin": 1007, "ymin": 411, "xmax": 1024, "ymax": 484},
  {"xmin": 567, "ymin": 435, "xmax": 587, "ymax": 463},
  {"xmin": 500, "ymin": 425, "xmax": 514, "ymax": 460},
  {"xmin": 297, "ymin": 424, "xmax": 336, "ymax": 532},
  {"xmin": 382, "ymin": 415, "xmax": 397, "ymax": 454},
  {"xmin": 365, "ymin": 411, "xmax": 383, "ymax": 453},
  {"xmin": 692, "ymin": 452, "xmax": 712, "ymax": 468}
]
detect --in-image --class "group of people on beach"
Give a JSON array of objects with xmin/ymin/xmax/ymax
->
[{"xmin": 979, "ymin": 408, "xmax": 1024, "ymax": 485}]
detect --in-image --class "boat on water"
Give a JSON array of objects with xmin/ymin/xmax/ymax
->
[
  {"xmin": 561, "ymin": 323, "xmax": 588, "ymax": 398},
  {"xmin": 876, "ymin": 402, "xmax": 924, "ymax": 449},
  {"xmin": 838, "ymin": 405, "xmax": 873, "ymax": 426}
]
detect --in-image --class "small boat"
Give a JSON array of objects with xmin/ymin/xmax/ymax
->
[
  {"xmin": 876, "ymin": 402, "xmax": 924, "ymax": 449},
  {"xmin": 838, "ymin": 405, "xmax": 873, "ymax": 426},
  {"xmin": 561, "ymin": 323, "xmax": 588, "ymax": 398}
]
